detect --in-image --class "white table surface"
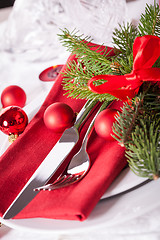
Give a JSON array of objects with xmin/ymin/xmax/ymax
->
[{"xmin": 0, "ymin": 1, "xmax": 160, "ymax": 240}]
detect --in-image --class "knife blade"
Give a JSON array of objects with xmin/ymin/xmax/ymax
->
[{"xmin": 2, "ymin": 99, "xmax": 97, "ymax": 219}]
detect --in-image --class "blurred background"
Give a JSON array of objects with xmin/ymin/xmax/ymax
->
[{"xmin": 0, "ymin": 0, "xmax": 155, "ymax": 63}]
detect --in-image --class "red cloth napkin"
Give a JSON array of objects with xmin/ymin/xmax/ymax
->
[{"xmin": 0, "ymin": 44, "xmax": 127, "ymax": 221}]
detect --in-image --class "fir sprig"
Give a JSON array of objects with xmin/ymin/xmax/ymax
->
[
  {"xmin": 112, "ymin": 23, "xmax": 138, "ymax": 54},
  {"xmin": 138, "ymin": 2, "xmax": 160, "ymax": 37},
  {"xmin": 58, "ymin": 2, "xmax": 160, "ymax": 179},
  {"xmin": 112, "ymin": 23, "xmax": 138, "ymax": 74},
  {"xmin": 112, "ymin": 93, "xmax": 145, "ymax": 147},
  {"xmin": 59, "ymin": 28, "xmax": 117, "ymax": 101},
  {"xmin": 127, "ymin": 120, "xmax": 160, "ymax": 180},
  {"xmin": 58, "ymin": 28, "xmax": 111, "ymax": 64},
  {"xmin": 113, "ymin": 84, "xmax": 160, "ymax": 179},
  {"xmin": 62, "ymin": 60, "xmax": 115, "ymax": 101}
]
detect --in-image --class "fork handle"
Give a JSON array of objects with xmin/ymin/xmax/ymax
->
[
  {"xmin": 82, "ymin": 101, "xmax": 110, "ymax": 148},
  {"xmin": 74, "ymin": 99, "xmax": 98, "ymax": 129}
]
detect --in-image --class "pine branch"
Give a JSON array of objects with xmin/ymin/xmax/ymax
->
[
  {"xmin": 59, "ymin": 28, "xmax": 117, "ymax": 101},
  {"xmin": 127, "ymin": 120, "xmax": 160, "ymax": 179},
  {"xmin": 59, "ymin": 26, "xmax": 139, "ymax": 101},
  {"xmin": 113, "ymin": 83, "xmax": 160, "ymax": 145},
  {"xmin": 58, "ymin": 28, "xmax": 92, "ymax": 53},
  {"xmin": 138, "ymin": 2, "xmax": 160, "ymax": 37},
  {"xmin": 62, "ymin": 60, "xmax": 115, "ymax": 101},
  {"xmin": 112, "ymin": 95, "xmax": 144, "ymax": 147},
  {"xmin": 58, "ymin": 28, "xmax": 112, "ymax": 65},
  {"xmin": 112, "ymin": 22, "xmax": 138, "ymax": 56},
  {"xmin": 113, "ymin": 83, "xmax": 160, "ymax": 179},
  {"xmin": 112, "ymin": 23, "xmax": 138, "ymax": 74},
  {"xmin": 59, "ymin": 20, "xmax": 141, "ymax": 101}
]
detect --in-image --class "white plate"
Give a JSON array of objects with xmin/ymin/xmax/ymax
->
[
  {"xmin": 102, "ymin": 167, "xmax": 148, "ymax": 199},
  {"xmin": 0, "ymin": 2, "xmax": 157, "ymax": 232},
  {"xmin": 0, "ymin": 93, "xmax": 149, "ymax": 233},
  {"xmin": 1, "ymin": 178, "xmax": 157, "ymax": 234}
]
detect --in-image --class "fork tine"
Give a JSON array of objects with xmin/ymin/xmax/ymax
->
[
  {"xmin": 52, "ymin": 175, "xmax": 68, "ymax": 185},
  {"xmin": 53, "ymin": 174, "xmax": 73, "ymax": 186},
  {"xmin": 34, "ymin": 175, "xmax": 68, "ymax": 191},
  {"xmin": 34, "ymin": 174, "xmax": 82, "ymax": 191},
  {"xmin": 47, "ymin": 174, "xmax": 81, "ymax": 190}
]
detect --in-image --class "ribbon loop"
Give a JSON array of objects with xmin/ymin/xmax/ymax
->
[
  {"xmin": 88, "ymin": 35, "xmax": 160, "ymax": 101},
  {"xmin": 133, "ymin": 35, "xmax": 160, "ymax": 70}
]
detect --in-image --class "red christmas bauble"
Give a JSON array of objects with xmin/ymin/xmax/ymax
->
[
  {"xmin": 1, "ymin": 85, "xmax": 26, "ymax": 108},
  {"xmin": 0, "ymin": 106, "xmax": 28, "ymax": 136},
  {"xmin": 94, "ymin": 109, "xmax": 118, "ymax": 140},
  {"xmin": 43, "ymin": 102, "xmax": 75, "ymax": 132}
]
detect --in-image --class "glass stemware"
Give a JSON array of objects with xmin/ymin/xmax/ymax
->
[{"xmin": 0, "ymin": 0, "xmax": 127, "ymax": 62}]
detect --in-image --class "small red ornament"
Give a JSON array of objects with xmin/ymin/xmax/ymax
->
[
  {"xmin": 0, "ymin": 106, "xmax": 28, "ymax": 142},
  {"xmin": 44, "ymin": 102, "xmax": 75, "ymax": 132},
  {"xmin": 1, "ymin": 85, "xmax": 26, "ymax": 108},
  {"xmin": 94, "ymin": 109, "xmax": 118, "ymax": 140}
]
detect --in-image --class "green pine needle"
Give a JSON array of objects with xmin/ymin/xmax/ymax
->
[
  {"xmin": 59, "ymin": 28, "xmax": 117, "ymax": 102},
  {"xmin": 127, "ymin": 120, "xmax": 160, "ymax": 179},
  {"xmin": 113, "ymin": 84, "xmax": 160, "ymax": 179},
  {"xmin": 138, "ymin": 2, "xmax": 160, "ymax": 36},
  {"xmin": 62, "ymin": 60, "xmax": 115, "ymax": 101},
  {"xmin": 112, "ymin": 95, "xmax": 144, "ymax": 146}
]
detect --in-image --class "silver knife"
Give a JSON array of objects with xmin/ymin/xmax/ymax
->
[{"xmin": 2, "ymin": 99, "xmax": 97, "ymax": 219}]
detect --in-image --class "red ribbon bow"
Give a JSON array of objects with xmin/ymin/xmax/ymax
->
[{"xmin": 88, "ymin": 35, "xmax": 160, "ymax": 101}]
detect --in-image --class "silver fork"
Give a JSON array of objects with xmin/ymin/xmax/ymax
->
[{"xmin": 34, "ymin": 101, "xmax": 108, "ymax": 191}]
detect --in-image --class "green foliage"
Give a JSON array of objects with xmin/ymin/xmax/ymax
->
[
  {"xmin": 59, "ymin": 2, "xmax": 160, "ymax": 101},
  {"xmin": 59, "ymin": 2, "xmax": 160, "ymax": 179},
  {"xmin": 138, "ymin": 2, "xmax": 160, "ymax": 37},
  {"xmin": 113, "ymin": 23, "xmax": 138, "ymax": 54},
  {"xmin": 59, "ymin": 28, "xmax": 117, "ymax": 101},
  {"xmin": 59, "ymin": 2, "xmax": 160, "ymax": 102},
  {"xmin": 112, "ymin": 23, "xmax": 138, "ymax": 74},
  {"xmin": 126, "ymin": 120, "xmax": 160, "ymax": 179},
  {"xmin": 112, "ymin": 84, "xmax": 160, "ymax": 179},
  {"xmin": 112, "ymin": 96, "xmax": 144, "ymax": 147},
  {"xmin": 61, "ymin": 58, "xmax": 116, "ymax": 101},
  {"xmin": 58, "ymin": 28, "xmax": 111, "ymax": 65}
]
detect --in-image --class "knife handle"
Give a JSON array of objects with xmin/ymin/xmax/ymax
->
[{"xmin": 74, "ymin": 99, "xmax": 98, "ymax": 129}]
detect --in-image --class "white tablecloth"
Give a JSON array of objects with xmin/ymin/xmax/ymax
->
[{"xmin": 0, "ymin": 1, "xmax": 160, "ymax": 239}]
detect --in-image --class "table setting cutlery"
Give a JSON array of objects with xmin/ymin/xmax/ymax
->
[
  {"xmin": 2, "ymin": 99, "xmax": 98, "ymax": 219},
  {"xmin": 34, "ymin": 101, "xmax": 109, "ymax": 192}
]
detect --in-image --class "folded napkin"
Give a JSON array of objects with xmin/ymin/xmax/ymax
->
[{"xmin": 0, "ymin": 44, "xmax": 127, "ymax": 221}]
